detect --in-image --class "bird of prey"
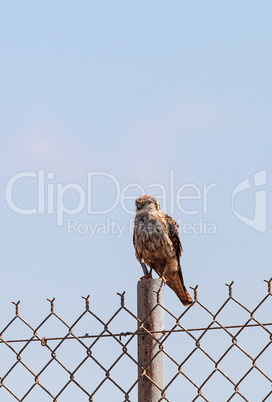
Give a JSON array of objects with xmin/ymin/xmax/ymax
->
[{"xmin": 133, "ymin": 195, "xmax": 192, "ymax": 306}]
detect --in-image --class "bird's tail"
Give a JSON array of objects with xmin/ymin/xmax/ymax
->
[{"xmin": 166, "ymin": 270, "xmax": 193, "ymax": 306}]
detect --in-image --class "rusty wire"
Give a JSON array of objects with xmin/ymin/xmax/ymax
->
[{"xmin": 0, "ymin": 279, "xmax": 272, "ymax": 401}]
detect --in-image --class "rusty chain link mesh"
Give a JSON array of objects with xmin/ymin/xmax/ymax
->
[{"xmin": 0, "ymin": 278, "xmax": 272, "ymax": 401}]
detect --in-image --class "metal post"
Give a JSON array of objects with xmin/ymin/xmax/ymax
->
[{"xmin": 137, "ymin": 278, "xmax": 165, "ymax": 401}]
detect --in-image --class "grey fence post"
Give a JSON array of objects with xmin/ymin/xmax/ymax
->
[{"xmin": 137, "ymin": 278, "xmax": 165, "ymax": 401}]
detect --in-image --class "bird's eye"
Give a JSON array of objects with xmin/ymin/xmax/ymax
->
[{"xmin": 145, "ymin": 200, "xmax": 152, "ymax": 205}]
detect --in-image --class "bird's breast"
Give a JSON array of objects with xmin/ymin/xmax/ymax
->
[
  {"xmin": 134, "ymin": 214, "xmax": 175, "ymax": 266},
  {"xmin": 136, "ymin": 215, "xmax": 165, "ymax": 241}
]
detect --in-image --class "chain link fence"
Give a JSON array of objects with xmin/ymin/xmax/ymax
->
[{"xmin": 0, "ymin": 278, "xmax": 272, "ymax": 401}]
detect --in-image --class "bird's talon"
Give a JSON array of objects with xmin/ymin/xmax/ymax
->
[
  {"xmin": 161, "ymin": 276, "xmax": 167, "ymax": 284},
  {"xmin": 140, "ymin": 274, "xmax": 152, "ymax": 279}
]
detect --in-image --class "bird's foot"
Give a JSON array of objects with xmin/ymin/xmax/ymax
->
[
  {"xmin": 161, "ymin": 275, "xmax": 167, "ymax": 284},
  {"xmin": 140, "ymin": 274, "xmax": 153, "ymax": 279}
]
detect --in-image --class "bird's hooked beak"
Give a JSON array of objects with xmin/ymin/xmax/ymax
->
[{"xmin": 136, "ymin": 204, "xmax": 142, "ymax": 210}]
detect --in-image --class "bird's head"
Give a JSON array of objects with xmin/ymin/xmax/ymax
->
[{"xmin": 135, "ymin": 195, "xmax": 160, "ymax": 213}]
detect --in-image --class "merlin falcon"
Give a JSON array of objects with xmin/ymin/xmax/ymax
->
[{"xmin": 133, "ymin": 195, "xmax": 192, "ymax": 306}]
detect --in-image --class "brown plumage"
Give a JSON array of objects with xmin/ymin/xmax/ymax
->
[{"xmin": 133, "ymin": 195, "xmax": 192, "ymax": 306}]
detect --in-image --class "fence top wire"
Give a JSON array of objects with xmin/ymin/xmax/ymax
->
[{"xmin": 0, "ymin": 278, "xmax": 271, "ymax": 402}]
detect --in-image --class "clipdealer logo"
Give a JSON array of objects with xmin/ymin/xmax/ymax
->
[
  {"xmin": 5, "ymin": 170, "xmax": 217, "ymax": 236},
  {"xmin": 231, "ymin": 169, "xmax": 267, "ymax": 232},
  {"xmin": 5, "ymin": 169, "xmax": 267, "ymax": 236}
]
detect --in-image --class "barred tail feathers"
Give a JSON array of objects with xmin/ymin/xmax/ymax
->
[{"xmin": 166, "ymin": 270, "xmax": 193, "ymax": 306}]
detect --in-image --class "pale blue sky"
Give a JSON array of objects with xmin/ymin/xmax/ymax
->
[{"xmin": 1, "ymin": 1, "xmax": 272, "ymax": 400}]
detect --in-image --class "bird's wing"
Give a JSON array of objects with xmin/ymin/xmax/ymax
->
[
  {"xmin": 164, "ymin": 214, "xmax": 192, "ymax": 306},
  {"xmin": 164, "ymin": 214, "xmax": 183, "ymax": 260}
]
